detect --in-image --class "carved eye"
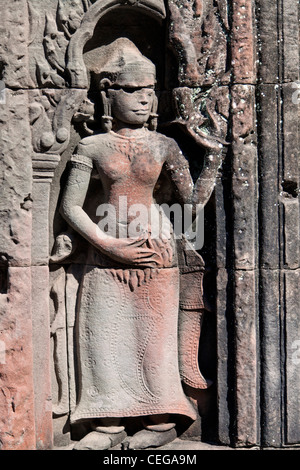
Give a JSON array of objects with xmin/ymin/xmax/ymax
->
[
  {"xmin": 111, "ymin": 86, "xmax": 154, "ymax": 95},
  {"xmin": 122, "ymin": 87, "xmax": 136, "ymax": 94}
]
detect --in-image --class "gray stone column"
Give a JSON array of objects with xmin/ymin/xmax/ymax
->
[
  {"xmin": 258, "ymin": 0, "xmax": 300, "ymax": 447},
  {"xmin": 216, "ymin": 0, "xmax": 260, "ymax": 447},
  {"xmin": 31, "ymin": 154, "xmax": 60, "ymax": 449}
]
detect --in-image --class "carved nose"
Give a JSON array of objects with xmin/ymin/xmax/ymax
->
[
  {"xmin": 139, "ymin": 95, "xmax": 149, "ymax": 104},
  {"xmin": 138, "ymin": 93, "xmax": 150, "ymax": 105}
]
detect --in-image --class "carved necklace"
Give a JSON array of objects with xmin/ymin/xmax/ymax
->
[{"xmin": 106, "ymin": 129, "xmax": 150, "ymax": 162}]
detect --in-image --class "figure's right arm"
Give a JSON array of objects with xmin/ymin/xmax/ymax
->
[{"xmin": 60, "ymin": 141, "xmax": 109, "ymax": 251}]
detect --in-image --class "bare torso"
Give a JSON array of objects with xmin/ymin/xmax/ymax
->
[
  {"xmin": 94, "ymin": 130, "xmax": 165, "ymax": 217},
  {"xmin": 62, "ymin": 128, "xmax": 194, "ymax": 268},
  {"xmin": 77, "ymin": 129, "xmax": 178, "ymax": 236}
]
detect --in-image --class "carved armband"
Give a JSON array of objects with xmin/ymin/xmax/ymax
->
[
  {"xmin": 70, "ymin": 153, "xmax": 93, "ymax": 173},
  {"xmin": 165, "ymin": 161, "xmax": 190, "ymax": 175}
]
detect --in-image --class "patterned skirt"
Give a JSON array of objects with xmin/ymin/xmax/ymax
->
[{"xmin": 70, "ymin": 263, "xmax": 197, "ymax": 423}]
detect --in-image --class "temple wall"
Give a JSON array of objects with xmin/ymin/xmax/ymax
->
[{"xmin": 0, "ymin": 0, "xmax": 299, "ymax": 450}]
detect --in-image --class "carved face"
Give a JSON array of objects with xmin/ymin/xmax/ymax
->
[
  {"xmin": 104, "ymin": 67, "xmax": 156, "ymax": 126},
  {"xmin": 108, "ymin": 86, "xmax": 155, "ymax": 126}
]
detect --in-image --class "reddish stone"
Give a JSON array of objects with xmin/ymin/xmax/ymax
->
[
  {"xmin": 0, "ymin": 268, "xmax": 36, "ymax": 450},
  {"xmin": 231, "ymin": 0, "xmax": 256, "ymax": 84}
]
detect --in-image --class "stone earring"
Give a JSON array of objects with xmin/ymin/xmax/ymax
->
[
  {"xmin": 148, "ymin": 94, "xmax": 158, "ymax": 131},
  {"xmin": 101, "ymin": 115, "xmax": 113, "ymax": 133},
  {"xmin": 101, "ymin": 90, "xmax": 113, "ymax": 133}
]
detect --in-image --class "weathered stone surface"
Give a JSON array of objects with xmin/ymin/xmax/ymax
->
[
  {"xmin": 257, "ymin": 0, "xmax": 279, "ymax": 83},
  {"xmin": 257, "ymin": 0, "xmax": 300, "ymax": 449},
  {"xmin": 0, "ymin": 89, "xmax": 32, "ymax": 268},
  {"xmin": 282, "ymin": 83, "xmax": 300, "ymax": 184},
  {"xmin": 231, "ymin": 0, "xmax": 256, "ymax": 84},
  {"xmin": 257, "ymin": 84, "xmax": 280, "ymax": 269},
  {"xmin": 215, "ymin": 267, "xmax": 232, "ymax": 445},
  {"xmin": 0, "ymin": 267, "xmax": 36, "ymax": 450},
  {"xmin": 0, "ymin": 0, "xmax": 299, "ymax": 452},
  {"xmin": 31, "ymin": 266, "xmax": 53, "ymax": 450},
  {"xmin": 169, "ymin": 0, "xmax": 229, "ymax": 86},
  {"xmin": 281, "ymin": 0, "xmax": 299, "ymax": 83},
  {"xmin": 230, "ymin": 72, "xmax": 259, "ymax": 447},
  {"xmin": 234, "ymin": 270, "xmax": 259, "ymax": 447},
  {"xmin": 231, "ymin": 86, "xmax": 257, "ymax": 275},
  {"xmin": 281, "ymin": 198, "xmax": 300, "ymax": 269},
  {"xmin": 28, "ymin": 0, "xmax": 68, "ymax": 88},
  {"xmin": 231, "ymin": 85, "xmax": 256, "ymax": 145},
  {"xmin": 0, "ymin": 0, "xmax": 33, "ymax": 88},
  {"xmin": 285, "ymin": 269, "xmax": 300, "ymax": 444},
  {"xmin": 0, "ymin": 91, "xmax": 35, "ymax": 450},
  {"xmin": 259, "ymin": 269, "xmax": 282, "ymax": 447},
  {"xmin": 231, "ymin": 152, "xmax": 257, "ymax": 270}
]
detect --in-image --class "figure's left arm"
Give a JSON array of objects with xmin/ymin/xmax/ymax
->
[{"xmin": 165, "ymin": 139, "xmax": 224, "ymax": 216}]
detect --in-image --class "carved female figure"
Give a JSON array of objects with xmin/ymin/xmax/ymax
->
[{"xmin": 60, "ymin": 38, "xmax": 219, "ymax": 450}]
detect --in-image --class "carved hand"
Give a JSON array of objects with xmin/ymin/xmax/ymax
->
[{"xmin": 100, "ymin": 235, "xmax": 167, "ymax": 268}]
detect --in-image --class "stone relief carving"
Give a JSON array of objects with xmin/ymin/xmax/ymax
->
[
  {"xmin": 28, "ymin": 0, "xmax": 95, "ymax": 88},
  {"xmin": 28, "ymin": 0, "xmax": 229, "ymax": 155},
  {"xmin": 29, "ymin": 88, "xmax": 89, "ymax": 154},
  {"xmin": 57, "ymin": 0, "xmax": 93, "ymax": 38},
  {"xmin": 28, "ymin": 0, "xmax": 231, "ymax": 450},
  {"xmin": 49, "ymin": 42, "xmax": 226, "ymax": 451},
  {"xmin": 4, "ymin": 0, "xmax": 300, "ymax": 452}
]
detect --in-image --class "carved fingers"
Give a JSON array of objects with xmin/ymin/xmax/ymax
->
[{"xmin": 103, "ymin": 235, "xmax": 172, "ymax": 268}]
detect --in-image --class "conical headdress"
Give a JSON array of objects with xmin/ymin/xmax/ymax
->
[{"xmin": 85, "ymin": 38, "xmax": 156, "ymax": 88}]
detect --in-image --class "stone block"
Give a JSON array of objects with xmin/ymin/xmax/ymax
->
[
  {"xmin": 231, "ymin": 0, "xmax": 256, "ymax": 84},
  {"xmin": 231, "ymin": 84, "xmax": 256, "ymax": 145},
  {"xmin": 234, "ymin": 270, "xmax": 259, "ymax": 446},
  {"xmin": 31, "ymin": 265, "xmax": 53, "ymax": 450},
  {"xmin": 282, "ymin": 0, "xmax": 299, "ymax": 83},
  {"xmin": 216, "ymin": 267, "xmax": 232, "ymax": 445},
  {"xmin": 259, "ymin": 269, "xmax": 282, "ymax": 447},
  {"xmin": 281, "ymin": 84, "xmax": 300, "ymax": 201},
  {"xmin": 256, "ymin": 0, "xmax": 279, "ymax": 84},
  {"xmin": 0, "ymin": 89, "xmax": 32, "ymax": 268},
  {"xmin": 0, "ymin": 267, "xmax": 36, "ymax": 450},
  {"xmin": 281, "ymin": 198, "xmax": 300, "ymax": 269},
  {"xmin": 284, "ymin": 269, "xmax": 300, "ymax": 444},
  {"xmin": 257, "ymin": 84, "xmax": 280, "ymax": 269},
  {"xmin": 0, "ymin": 0, "xmax": 33, "ymax": 88},
  {"xmin": 215, "ymin": 177, "xmax": 227, "ymax": 269},
  {"xmin": 232, "ymin": 172, "xmax": 258, "ymax": 270}
]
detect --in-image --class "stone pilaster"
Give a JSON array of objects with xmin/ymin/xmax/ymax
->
[{"xmin": 31, "ymin": 154, "xmax": 60, "ymax": 449}]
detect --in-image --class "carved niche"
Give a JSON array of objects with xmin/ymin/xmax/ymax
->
[{"xmin": 27, "ymin": 0, "xmax": 230, "ymax": 449}]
